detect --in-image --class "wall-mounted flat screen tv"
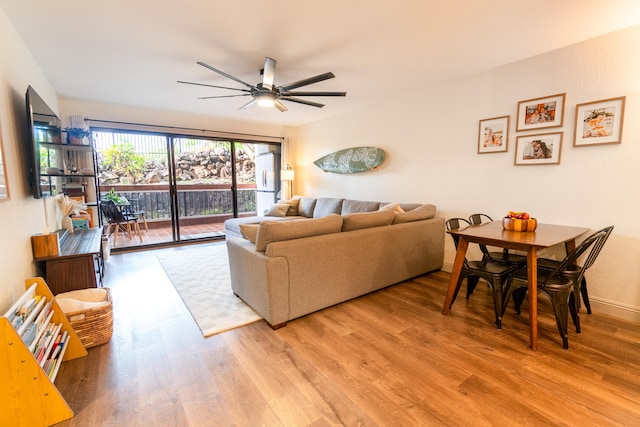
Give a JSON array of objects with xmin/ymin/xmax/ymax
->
[{"xmin": 25, "ymin": 85, "xmax": 61, "ymax": 199}]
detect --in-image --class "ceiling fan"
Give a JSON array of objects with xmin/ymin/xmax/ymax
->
[{"xmin": 178, "ymin": 57, "xmax": 346, "ymax": 112}]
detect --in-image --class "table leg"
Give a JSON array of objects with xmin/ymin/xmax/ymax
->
[
  {"xmin": 527, "ymin": 248, "xmax": 538, "ymax": 350},
  {"xmin": 442, "ymin": 237, "xmax": 469, "ymax": 315}
]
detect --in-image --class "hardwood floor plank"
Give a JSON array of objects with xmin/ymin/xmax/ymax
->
[{"xmin": 51, "ymin": 245, "xmax": 640, "ymax": 426}]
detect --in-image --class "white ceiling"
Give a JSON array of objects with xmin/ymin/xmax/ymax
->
[{"xmin": 2, "ymin": 0, "xmax": 640, "ymax": 127}]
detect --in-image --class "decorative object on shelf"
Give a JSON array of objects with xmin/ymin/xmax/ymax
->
[
  {"xmin": 502, "ymin": 211, "xmax": 537, "ymax": 232},
  {"xmin": 516, "ymin": 93, "xmax": 565, "ymax": 131},
  {"xmin": 478, "ymin": 115, "xmax": 509, "ymax": 154},
  {"xmin": 63, "ymin": 115, "xmax": 92, "ymax": 145},
  {"xmin": 314, "ymin": 146, "xmax": 385, "ymax": 174},
  {"xmin": 573, "ymin": 96, "xmax": 625, "ymax": 147},
  {"xmin": 55, "ymin": 194, "xmax": 87, "ymax": 234},
  {"xmin": 514, "ymin": 132, "xmax": 563, "ymax": 166}
]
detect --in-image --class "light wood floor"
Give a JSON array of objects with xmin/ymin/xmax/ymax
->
[{"xmin": 55, "ymin": 242, "xmax": 640, "ymax": 426}]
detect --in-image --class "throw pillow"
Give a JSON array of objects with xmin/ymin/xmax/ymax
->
[
  {"xmin": 342, "ymin": 210, "xmax": 395, "ymax": 232},
  {"xmin": 255, "ymin": 214, "xmax": 343, "ymax": 252},
  {"xmin": 380, "ymin": 202, "xmax": 405, "ymax": 213},
  {"xmin": 392, "ymin": 203, "xmax": 437, "ymax": 224},
  {"xmin": 297, "ymin": 197, "xmax": 317, "ymax": 217},
  {"xmin": 279, "ymin": 198, "xmax": 300, "ymax": 216},
  {"xmin": 313, "ymin": 198, "xmax": 344, "ymax": 218},
  {"xmin": 264, "ymin": 203, "xmax": 290, "ymax": 217},
  {"xmin": 239, "ymin": 223, "xmax": 259, "ymax": 243}
]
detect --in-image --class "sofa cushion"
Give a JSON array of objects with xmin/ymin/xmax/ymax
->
[
  {"xmin": 342, "ymin": 209, "xmax": 395, "ymax": 232},
  {"xmin": 380, "ymin": 202, "xmax": 405, "ymax": 213},
  {"xmin": 298, "ymin": 197, "xmax": 317, "ymax": 218},
  {"xmin": 264, "ymin": 203, "xmax": 289, "ymax": 217},
  {"xmin": 313, "ymin": 197, "xmax": 344, "ymax": 218},
  {"xmin": 279, "ymin": 197, "xmax": 300, "ymax": 216},
  {"xmin": 255, "ymin": 214, "xmax": 343, "ymax": 252},
  {"xmin": 341, "ymin": 199, "xmax": 381, "ymax": 214},
  {"xmin": 239, "ymin": 223, "xmax": 259, "ymax": 243},
  {"xmin": 392, "ymin": 203, "xmax": 437, "ymax": 224}
]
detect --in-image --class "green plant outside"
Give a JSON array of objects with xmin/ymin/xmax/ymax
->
[{"xmin": 100, "ymin": 142, "xmax": 145, "ymax": 183}]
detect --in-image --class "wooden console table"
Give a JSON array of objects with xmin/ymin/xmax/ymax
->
[{"xmin": 33, "ymin": 228, "xmax": 103, "ymax": 295}]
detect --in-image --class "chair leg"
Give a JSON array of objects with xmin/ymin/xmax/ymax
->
[
  {"xmin": 580, "ymin": 278, "xmax": 592, "ymax": 314},
  {"xmin": 569, "ymin": 292, "xmax": 581, "ymax": 333},
  {"xmin": 466, "ymin": 276, "xmax": 480, "ymax": 299},
  {"xmin": 490, "ymin": 277, "xmax": 506, "ymax": 329},
  {"xmin": 546, "ymin": 289, "xmax": 572, "ymax": 349}
]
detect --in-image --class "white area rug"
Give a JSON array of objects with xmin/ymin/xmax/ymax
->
[{"xmin": 156, "ymin": 242, "xmax": 262, "ymax": 337}]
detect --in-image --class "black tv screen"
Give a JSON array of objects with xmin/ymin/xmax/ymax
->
[{"xmin": 25, "ymin": 85, "xmax": 61, "ymax": 198}]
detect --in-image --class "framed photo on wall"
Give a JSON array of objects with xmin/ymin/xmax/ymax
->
[
  {"xmin": 478, "ymin": 115, "xmax": 509, "ymax": 154},
  {"xmin": 574, "ymin": 96, "xmax": 625, "ymax": 147},
  {"xmin": 514, "ymin": 132, "xmax": 563, "ymax": 166},
  {"xmin": 516, "ymin": 93, "xmax": 565, "ymax": 131}
]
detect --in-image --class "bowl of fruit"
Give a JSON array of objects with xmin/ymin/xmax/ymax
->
[{"xmin": 502, "ymin": 211, "xmax": 537, "ymax": 232}]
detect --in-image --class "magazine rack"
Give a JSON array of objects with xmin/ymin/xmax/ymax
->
[{"xmin": 0, "ymin": 277, "xmax": 87, "ymax": 426}]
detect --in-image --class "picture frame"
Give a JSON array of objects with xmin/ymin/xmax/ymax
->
[
  {"xmin": 478, "ymin": 115, "xmax": 509, "ymax": 154},
  {"xmin": 574, "ymin": 96, "xmax": 625, "ymax": 147},
  {"xmin": 0, "ymin": 120, "xmax": 10, "ymax": 202},
  {"xmin": 516, "ymin": 93, "xmax": 565, "ymax": 131},
  {"xmin": 514, "ymin": 132, "xmax": 563, "ymax": 166}
]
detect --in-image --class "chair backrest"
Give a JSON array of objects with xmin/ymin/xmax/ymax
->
[
  {"xmin": 100, "ymin": 200, "xmax": 125, "ymax": 223},
  {"xmin": 581, "ymin": 226, "xmax": 614, "ymax": 272},
  {"xmin": 446, "ymin": 218, "xmax": 472, "ymax": 267},
  {"xmin": 547, "ymin": 229, "xmax": 608, "ymax": 284},
  {"xmin": 469, "ymin": 213, "xmax": 493, "ymax": 225}
]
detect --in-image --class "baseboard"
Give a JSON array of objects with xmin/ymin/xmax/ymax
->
[{"xmin": 439, "ymin": 262, "xmax": 640, "ymax": 324}]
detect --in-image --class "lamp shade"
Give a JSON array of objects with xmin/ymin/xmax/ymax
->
[{"xmin": 280, "ymin": 169, "xmax": 295, "ymax": 181}]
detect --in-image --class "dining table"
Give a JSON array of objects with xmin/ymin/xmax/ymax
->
[{"xmin": 442, "ymin": 220, "xmax": 589, "ymax": 350}]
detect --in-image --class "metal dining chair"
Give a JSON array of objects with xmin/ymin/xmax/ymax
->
[
  {"xmin": 468, "ymin": 213, "xmax": 527, "ymax": 267},
  {"xmin": 100, "ymin": 200, "xmax": 142, "ymax": 246},
  {"xmin": 536, "ymin": 226, "xmax": 614, "ymax": 315},
  {"xmin": 502, "ymin": 228, "xmax": 608, "ymax": 349},
  {"xmin": 446, "ymin": 218, "xmax": 517, "ymax": 328}
]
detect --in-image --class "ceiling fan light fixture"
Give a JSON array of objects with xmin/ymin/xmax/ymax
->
[{"xmin": 256, "ymin": 92, "xmax": 276, "ymax": 107}]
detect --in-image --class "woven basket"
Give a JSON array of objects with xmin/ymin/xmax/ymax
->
[{"xmin": 63, "ymin": 288, "xmax": 113, "ymax": 348}]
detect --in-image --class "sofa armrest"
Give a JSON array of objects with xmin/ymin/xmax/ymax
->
[{"xmin": 226, "ymin": 237, "xmax": 290, "ymax": 326}]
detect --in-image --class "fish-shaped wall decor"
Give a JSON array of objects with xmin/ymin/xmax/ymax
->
[{"xmin": 313, "ymin": 146, "xmax": 385, "ymax": 174}]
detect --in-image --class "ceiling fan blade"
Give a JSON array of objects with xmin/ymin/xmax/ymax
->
[
  {"xmin": 279, "ymin": 72, "xmax": 335, "ymax": 91},
  {"xmin": 177, "ymin": 80, "xmax": 252, "ymax": 93},
  {"xmin": 274, "ymin": 99, "xmax": 288, "ymax": 112},
  {"xmin": 280, "ymin": 97, "xmax": 325, "ymax": 108},
  {"xmin": 280, "ymin": 91, "xmax": 346, "ymax": 97},
  {"xmin": 262, "ymin": 57, "xmax": 276, "ymax": 91},
  {"xmin": 197, "ymin": 61, "xmax": 255, "ymax": 90},
  {"xmin": 198, "ymin": 94, "xmax": 252, "ymax": 100},
  {"xmin": 240, "ymin": 98, "xmax": 257, "ymax": 110}
]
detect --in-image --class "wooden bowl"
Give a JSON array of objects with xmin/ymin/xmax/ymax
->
[{"xmin": 502, "ymin": 217, "xmax": 537, "ymax": 232}]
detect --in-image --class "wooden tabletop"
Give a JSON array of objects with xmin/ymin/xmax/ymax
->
[{"xmin": 448, "ymin": 221, "xmax": 589, "ymax": 251}]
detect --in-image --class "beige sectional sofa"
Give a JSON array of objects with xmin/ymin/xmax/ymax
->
[{"xmin": 225, "ymin": 197, "xmax": 445, "ymax": 328}]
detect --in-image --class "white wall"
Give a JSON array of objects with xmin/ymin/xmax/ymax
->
[
  {"xmin": 0, "ymin": 10, "xmax": 60, "ymax": 313},
  {"xmin": 295, "ymin": 26, "xmax": 640, "ymax": 322}
]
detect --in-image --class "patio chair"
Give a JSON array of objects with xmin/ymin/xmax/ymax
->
[
  {"xmin": 101, "ymin": 200, "xmax": 142, "ymax": 246},
  {"xmin": 446, "ymin": 218, "xmax": 517, "ymax": 328}
]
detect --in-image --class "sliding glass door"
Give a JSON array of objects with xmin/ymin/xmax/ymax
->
[{"xmin": 94, "ymin": 128, "xmax": 281, "ymax": 250}]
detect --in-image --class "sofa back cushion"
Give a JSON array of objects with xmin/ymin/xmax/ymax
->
[
  {"xmin": 255, "ymin": 214, "xmax": 343, "ymax": 252},
  {"xmin": 341, "ymin": 199, "xmax": 381, "ymax": 214},
  {"xmin": 392, "ymin": 203, "xmax": 437, "ymax": 224},
  {"xmin": 297, "ymin": 197, "xmax": 317, "ymax": 218},
  {"xmin": 341, "ymin": 209, "xmax": 395, "ymax": 232},
  {"xmin": 313, "ymin": 197, "xmax": 344, "ymax": 218}
]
